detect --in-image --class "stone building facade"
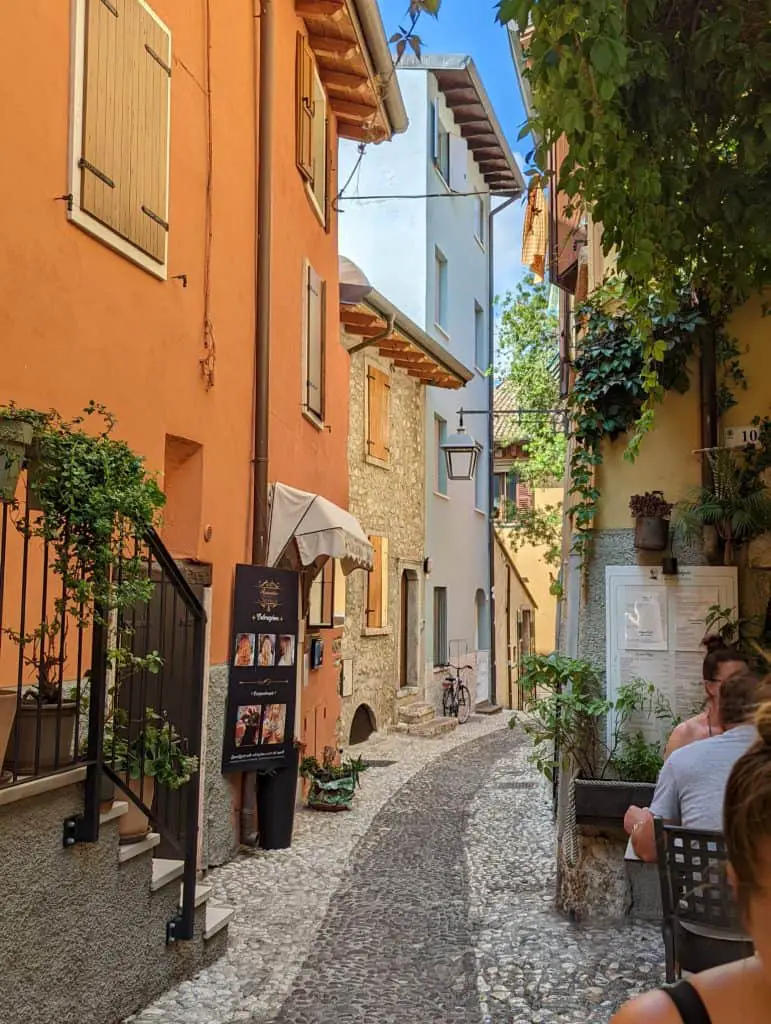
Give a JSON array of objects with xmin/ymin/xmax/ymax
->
[{"xmin": 338, "ymin": 287, "xmax": 472, "ymax": 745}]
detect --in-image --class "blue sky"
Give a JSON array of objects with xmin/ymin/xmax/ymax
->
[{"xmin": 378, "ymin": 0, "xmax": 530, "ymax": 299}]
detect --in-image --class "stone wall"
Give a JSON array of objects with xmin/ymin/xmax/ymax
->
[
  {"xmin": 340, "ymin": 348, "xmax": 426, "ymax": 744},
  {"xmin": 201, "ymin": 663, "xmax": 238, "ymax": 869},
  {"xmin": 0, "ymin": 782, "xmax": 225, "ymax": 1024}
]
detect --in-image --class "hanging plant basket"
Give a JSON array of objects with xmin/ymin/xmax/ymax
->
[
  {"xmin": 0, "ymin": 418, "xmax": 33, "ymax": 502},
  {"xmin": 634, "ymin": 516, "xmax": 670, "ymax": 551}
]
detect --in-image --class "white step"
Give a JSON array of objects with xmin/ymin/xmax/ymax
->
[
  {"xmin": 175, "ymin": 881, "xmax": 212, "ymax": 909},
  {"xmin": 151, "ymin": 858, "xmax": 185, "ymax": 892},
  {"xmin": 100, "ymin": 800, "xmax": 128, "ymax": 825},
  {"xmin": 118, "ymin": 832, "xmax": 161, "ymax": 864},
  {"xmin": 204, "ymin": 903, "xmax": 235, "ymax": 940},
  {"xmin": 397, "ymin": 701, "xmax": 435, "ymax": 725}
]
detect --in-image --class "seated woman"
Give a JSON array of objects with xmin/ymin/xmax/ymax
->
[
  {"xmin": 612, "ymin": 697, "xmax": 771, "ymax": 1023},
  {"xmin": 664, "ymin": 636, "xmax": 747, "ymax": 757}
]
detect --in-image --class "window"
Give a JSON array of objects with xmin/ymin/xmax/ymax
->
[
  {"xmin": 303, "ymin": 262, "xmax": 326, "ymax": 421},
  {"xmin": 296, "ymin": 33, "xmax": 328, "ymax": 221},
  {"xmin": 475, "ymin": 589, "xmax": 490, "ymax": 651},
  {"xmin": 309, "ymin": 559, "xmax": 335, "ymax": 629},
  {"xmin": 435, "ymin": 249, "xmax": 449, "ymax": 331},
  {"xmin": 366, "ymin": 365, "xmax": 391, "ymax": 464},
  {"xmin": 475, "ymin": 195, "xmax": 486, "ymax": 246},
  {"xmin": 365, "ymin": 535, "xmax": 389, "ymax": 630},
  {"xmin": 475, "ymin": 443, "xmax": 486, "ymax": 512},
  {"xmin": 433, "ymin": 587, "xmax": 448, "ymax": 666},
  {"xmin": 430, "ymin": 98, "xmax": 450, "ymax": 182},
  {"xmin": 494, "ymin": 470, "xmax": 518, "ymax": 519},
  {"xmin": 70, "ymin": 0, "xmax": 171, "ymax": 276},
  {"xmin": 435, "ymin": 415, "xmax": 448, "ymax": 495},
  {"xmin": 474, "ymin": 302, "xmax": 486, "ymax": 370},
  {"xmin": 517, "ymin": 479, "xmax": 534, "ymax": 511}
]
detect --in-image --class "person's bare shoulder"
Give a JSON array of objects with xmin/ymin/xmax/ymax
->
[
  {"xmin": 665, "ymin": 718, "xmax": 697, "ymax": 758},
  {"xmin": 611, "ymin": 990, "xmax": 682, "ymax": 1024}
]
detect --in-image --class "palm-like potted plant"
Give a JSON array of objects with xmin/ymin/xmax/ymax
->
[
  {"xmin": 675, "ymin": 447, "xmax": 771, "ymax": 565},
  {"xmin": 107, "ymin": 708, "xmax": 199, "ymax": 841},
  {"xmin": 629, "ymin": 491, "xmax": 673, "ymax": 551},
  {"xmin": 300, "ymin": 746, "xmax": 368, "ymax": 812}
]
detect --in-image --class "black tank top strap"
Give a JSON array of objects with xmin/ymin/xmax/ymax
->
[{"xmin": 662, "ymin": 980, "xmax": 712, "ymax": 1023}]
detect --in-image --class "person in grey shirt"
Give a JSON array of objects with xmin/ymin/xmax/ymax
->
[{"xmin": 624, "ymin": 670, "xmax": 768, "ymax": 861}]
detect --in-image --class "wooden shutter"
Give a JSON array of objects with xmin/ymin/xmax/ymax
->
[
  {"xmin": 296, "ymin": 33, "xmax": 314, "ymax": 181},
  {"xmin": 81, "ymin": 0, "xmax": 170, "ymax": 264},
  {"xmin": 366, "ymin": 536, "xmax": 383, "ymax": 628},
  {"xmin": 517, "ymin": 481, "xmax": 533, "ymax": 510},
  {"xmin": 305, "ymin": 264, "xmax": 325, "ymax": 418},
  {"xmin": 366, "ymin": 367, "xmax": 390, "ymax": 462}
]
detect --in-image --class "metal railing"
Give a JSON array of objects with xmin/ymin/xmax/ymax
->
[{"xmin": 0, "ymin": 499, "xmax": 206, "ymax": 943}]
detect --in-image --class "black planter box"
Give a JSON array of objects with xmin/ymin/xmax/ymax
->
[{"xmin": 574, "ymin": 778, "xmax": 656, "ymax": 828}]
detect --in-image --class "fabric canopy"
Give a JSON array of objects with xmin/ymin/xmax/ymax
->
[{"xmin": 267, "ymin": 483, "xmax": 373, "ymax": 575}]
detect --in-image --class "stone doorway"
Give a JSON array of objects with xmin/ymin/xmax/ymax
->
[
  {"xmin": 399, "ymin": 569, "xmax": 420, "ymax": 689},
  {"xmin": 349, "ymin": 704, "xmax": 376, "ymax": 745}
]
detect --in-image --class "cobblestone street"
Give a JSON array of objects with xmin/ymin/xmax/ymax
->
[{"xmin": 128, "ymin": 718, "xmax": 663, "ymax": 1024}]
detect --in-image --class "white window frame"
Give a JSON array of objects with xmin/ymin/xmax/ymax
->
[
  {"xmin": 475, "ymin": 195, "xmax": 486, "ymax": 249},
  {"xmin": 67, "ymin": 0, "xmax": 171, "ymax": 280},
  {"xmin": 305, "ymin": 63, "xmax": 328, "ymax": 226}
]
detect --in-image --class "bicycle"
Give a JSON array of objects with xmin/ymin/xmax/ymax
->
[{"xmin": 442, "ymin": 664, "xmax": 472, "ymax": 724}]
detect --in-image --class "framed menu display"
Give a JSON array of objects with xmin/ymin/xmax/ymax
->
[
  {"xmin": 605, "ymin": 565, "xmax": 737, "ymax": 746},
  {"xmin": 222, "ymin": 565, "xmax": 300, "ymax": 774}
]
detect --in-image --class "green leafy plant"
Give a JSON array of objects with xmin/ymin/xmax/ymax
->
[
  {"xmin": 1, "ymin": 402, "xmax": 165, "ymax": 704},
  {"xmin": 300, "ymin": 746, "xmax": 368, "ymax": 787},
  {"xmin": 511, "ymin": 653, "xmax": 676, "ymax": 783},
  {"xmin": 674, "ymin": 446, "xmax": 771, "ymax": 564},
  {"xmin": 107, "ymin": 708, "xmax": 198, "ymax": 791}
]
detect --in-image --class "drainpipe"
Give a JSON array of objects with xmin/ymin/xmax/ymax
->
[
  {"xmin": 252, "ymin": 0, "xmax": 274, "ymax": 566},
  {"xmin": 488, "ymin": 194, "xmax": 518, "ymax": 705},
  {"xmin": 242, "ymin": 0, "xmax": 274, "ymax": 848}
]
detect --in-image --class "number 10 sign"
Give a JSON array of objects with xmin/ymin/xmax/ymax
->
[{"xmin": 724, "ymin": 425, "xmax": 759, "ymax": 448}]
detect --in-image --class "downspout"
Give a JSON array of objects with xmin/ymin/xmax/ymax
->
[
  {"xmin": 252, "ymin": 0, "xmax": 274, "ymax": 565},
  {"xmin": 242, "ymin": 0, "xmax": 274, "ymax": 848},
  {"xmin": 488, "ymin": 194, "xmax": 518, "ymax": 706}
]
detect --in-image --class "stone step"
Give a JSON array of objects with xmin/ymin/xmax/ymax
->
[
  {"xmin": 407, "ymin": 717, "xmax": 458, "ymax": 738},
  {"xmin": 100, "ymin": 800, "xmax": 129, "ymax": 825},
  {"xmin": 204, "ymin": 903, "xmax": 235, "ymax": 940},
  {"xmin": 117, "ymin": 832, "xmax": 161, "ymax": 864},
  {"xmin": 151, "ymin": 858, "xmax": 185, "ymax": 892},
  {"xmin": 475, "ymin": 701, "xmax": 503, "ymax": 716},
  {"xmin": 397, "ymin": 701, "xmax": 435, "ymax": 725}
]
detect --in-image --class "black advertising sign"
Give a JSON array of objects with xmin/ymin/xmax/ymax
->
[{"xmin": 222, "ymin": 565, "xmax": 299, "ymax": 774}]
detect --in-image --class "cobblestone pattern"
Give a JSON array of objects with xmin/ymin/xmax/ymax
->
[
  {"xmin": 466, "ymin": 742, "xmax": 664, "ymax": 1024},
  {"xmin": 125, "ymin": 715, "xmax": 506, "ymax": 1024}
]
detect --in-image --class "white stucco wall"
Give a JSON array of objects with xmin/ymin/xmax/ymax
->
[{"xmin": 339, "ymin": 65, "xmax": 493, "ymax": 704}]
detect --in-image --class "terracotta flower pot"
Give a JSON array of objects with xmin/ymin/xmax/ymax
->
[
  {"xmin": 118, "ymin": 776, "xmax": 155, "ymax": 843},
  {"xmin": 0, "ymin": 419, "xmax": 33, "ymax": 502},
  {"xmin": 0, "ymin": 690, "xmax": 18, "ymax": 782},
  {"xmin": 1, "ymin": 697, "xmax": 77, "ymax": 773}
]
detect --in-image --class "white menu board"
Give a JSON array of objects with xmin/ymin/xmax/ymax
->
[{"xmin": 605, "ymin": 565, "xmax": 738, "ymax": 746}]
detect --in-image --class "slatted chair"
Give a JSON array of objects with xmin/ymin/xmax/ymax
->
[{"xmin": 654, "ymin": 817, "xmax": 754, "ymax": 982}]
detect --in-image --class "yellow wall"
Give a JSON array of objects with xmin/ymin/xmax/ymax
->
[
  {"xmin": 595, "ymin": 376, "xmax": 702, "ymax": 530},
  {"xmin": 722, "ymin": 293, "xmax": 771, "ymax": 433},
  {"xmin": 500, "ymin": 486, "xmax": 561, "ymax": 654},
  {"xmin": 494, "ymin": 537, "xmax": 535, "ymax": 709}
]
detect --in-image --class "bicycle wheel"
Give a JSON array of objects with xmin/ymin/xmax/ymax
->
[
  {"xmin": 456, "ymin": 684, "xmax": 471, "ymax": 724},
  {"xmin": 442, "ymin": 687, "xmax": 453, "ymax": 718}
]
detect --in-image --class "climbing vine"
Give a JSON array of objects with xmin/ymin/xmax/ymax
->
[{"xmin": 496, "ymin": 0, "xmax": 771, "ymax": 312}]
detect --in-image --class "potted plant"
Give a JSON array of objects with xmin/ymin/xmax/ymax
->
[
  {"xmin": 1, "ymin": 403, "xmax": 165, "ymax": 773},
  {"xmin": 510, "ymin": 653, "xmax": 677, "ymax": 827},
  {"xmin": 299, "ymin": 746, "xmax": 368, "ymax": 812},
  {"xmin": 629, "ymin": 491, "xmax": 673, "ymax": 551},
  {"xmin": 674, "ymin": 445, "xmax": 771, "ymax": 565},
  {"xmin": 0, "ymin": 405, "xmax": 36, "ymax": 502},
  {"xmin": 107, "ymin": 708, "xmax": 199, "ymax": 842}
]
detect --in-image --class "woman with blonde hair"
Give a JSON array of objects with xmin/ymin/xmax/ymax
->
[{"xmin": 612, "ymin": 698, "xmax": 771, "ymax": 1023}]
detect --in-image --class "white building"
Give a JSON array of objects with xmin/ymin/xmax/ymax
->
[{"xmin": 339, "ymin": 55, "xmax": 523, "ymax": 706}]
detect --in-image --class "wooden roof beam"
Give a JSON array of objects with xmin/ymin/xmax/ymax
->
[
  {"xmin": 296, "ymin": 0, "xmax": 344, "ymax": 16},
  {"xmin": 331, "ymin": 98, "xmax": 378, "ymax": 121},
  {"xmin": 451, "ymin": 110, "xmax": 487, "ymax": 125},
  {"xmin": 308, "ymin": 35, "xmax": 357, "ymax": 59},
  {"xmin": 321, "ymin": 69, "xmax": 368, "ymax": 91},
  {"xmin": 337, "ymin": 121, "xmax": 383, "ymax": 143},
  {"xmin": 340, "ymin": 309, "xmax": 380, "ymax": 328}
]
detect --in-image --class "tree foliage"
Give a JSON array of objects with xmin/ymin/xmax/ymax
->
[
  {"xmin": 497, "ymin": 274, "xmax": 566, "ymax": 487},
  {"xmin": 497, "ymin": 0, "xmax": 771, "ymax": 310}
]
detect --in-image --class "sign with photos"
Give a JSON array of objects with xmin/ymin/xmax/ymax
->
[{"xmin": 221, "ymin": 564, "xmax": 299, "ymax": 774}]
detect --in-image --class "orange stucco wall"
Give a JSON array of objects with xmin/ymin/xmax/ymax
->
[
  {"xmin": 0, "ymin": 0, "xmax": 257, "ymax": 666},
  {"xmin": 0, "ymin": 0, "xmax": 348, "ymax": 762},
  {"xmin": 267, "ymin": 7, "xmax": 348, "ymax": 757}
]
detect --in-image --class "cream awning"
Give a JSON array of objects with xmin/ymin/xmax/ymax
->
[{"xmin": 266, "ymin": 483, "xmax": 373, "ymax": 575}]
